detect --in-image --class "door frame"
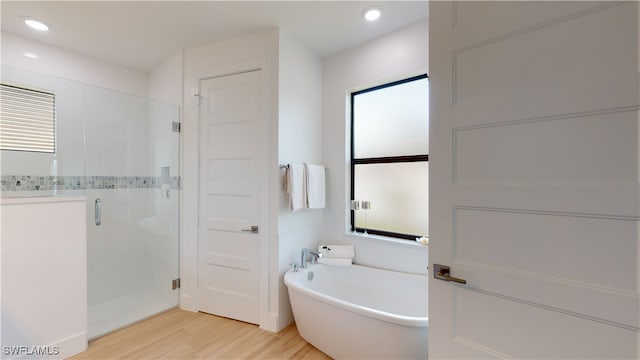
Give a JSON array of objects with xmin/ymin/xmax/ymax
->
[{"xmin": 183, "ymin": 57, "xmax": 278, "ymax": 331}]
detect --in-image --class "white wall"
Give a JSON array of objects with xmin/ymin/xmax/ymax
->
[
  {"xmin": 276, "ymin": 30, "xmax": 324, "ymax": 330},
  {"xmin": 1, "ymin": 32, "xmax": 147, "ymax": 97},
  {"xmin": 180, "ymin": 30, "xmax": 280, "ymax": 331},
  {"xmin": 148, "ymin": 50, "xmax": 184, "ymax": 105},
  {"xmin": 321, "ymin": 20, "xmax": 430, "ymax": 274}
]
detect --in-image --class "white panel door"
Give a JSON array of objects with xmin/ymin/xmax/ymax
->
[
  {"xmin": 429, "ymin": 2, "xmax": 639, "ymax": 358},
  {"xmin": 198, "ymin": 70, "xmax": 267, "ymax": 324}
]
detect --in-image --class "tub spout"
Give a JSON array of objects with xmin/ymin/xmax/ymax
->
[{"xmin": 300, "ymin": 248, "xmax": 322, "ymax": 268}]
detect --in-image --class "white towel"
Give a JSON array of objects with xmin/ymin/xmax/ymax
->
[
  {"xmin": 318, "ymin": 257, "xmax": 352, "ymax": 267},
  {"xmin": 305, "ymin": 163, "xmax": 325, "ymax": 209},
  {"xmin": 318, "ymin": 245, "xmax": 355, "ymax": 259},
  {"xmin": 287, "ymin": 163, "xmax": 307, "ymax": 211}
]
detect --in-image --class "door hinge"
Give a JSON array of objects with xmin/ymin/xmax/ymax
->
[
  {"xmin": 172, "ymin": 278, "xmax": 181, "ymax": 290},
  {"xmin": 172, "ymin": 122, "xmax": 181, "ymax": 132}
]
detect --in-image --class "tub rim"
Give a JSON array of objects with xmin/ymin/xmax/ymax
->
[{"xmin": 284, "ymin": 263, "xmax": 429, "ymax": 328}]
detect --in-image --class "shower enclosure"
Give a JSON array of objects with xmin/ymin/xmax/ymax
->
[{"xmin": 1, "ymin": 66, "xmax": 180, "ymax": 339}]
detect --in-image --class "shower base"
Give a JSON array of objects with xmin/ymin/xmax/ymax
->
[{"xmin": 88, "ymin": 290, "xmax": 176, "ymax": 339}]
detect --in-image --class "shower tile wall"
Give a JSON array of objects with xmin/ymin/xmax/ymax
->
[
  {"xmin": 0, "ymin": 175, "xmax": 180, "ymax": 191},
  {"xmin": 84, "ymin": 85, "xmax": 149, "ymax": 177}
]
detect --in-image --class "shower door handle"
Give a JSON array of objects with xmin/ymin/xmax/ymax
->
[
  {"xmin": 433, "ymin": 264, "xmax": 466, "ymax": 284},
  {"xmin": 95, "ymin": 198, "xmax": 102, "ymax": 226}
]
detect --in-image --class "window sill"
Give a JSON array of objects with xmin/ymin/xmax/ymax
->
[{"xmin": 345, "ymin": 231, "xmax": 428, "ymax": 250}]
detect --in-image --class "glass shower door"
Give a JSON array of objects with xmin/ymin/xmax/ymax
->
[
  {"xmin": 84, "ymin": 86, "xmax": 180, "ymax": 338},
  {"xmin": 0, "ymin": 65, "xmax": 181, "ymax": 339}
]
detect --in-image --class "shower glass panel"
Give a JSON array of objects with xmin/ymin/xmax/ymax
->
[
  {"xmin": 84, "ymin": 87, "xmax": 180, "ymax": 338},
  {"xmin": 0, "ymin": 66, "xmax": 181, "ymax": 339}
]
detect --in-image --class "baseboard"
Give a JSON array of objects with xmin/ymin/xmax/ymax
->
[
  {"xmin": 8, "ymin": 331, "xmax": 87, "ymax": 360},
  {"xmin": 180, "ymin": 293, "xmax": 197, "ymax": 312},
  {"xmin": 260, "ymin": 312, "xmax": 279, "ymax": 332}
]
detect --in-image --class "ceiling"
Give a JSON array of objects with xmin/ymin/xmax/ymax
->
[{"xmin": 1, "ymin": 1, "xmax": 428, "ymax": 72}]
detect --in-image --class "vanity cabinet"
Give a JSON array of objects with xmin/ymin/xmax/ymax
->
[{"xmin": 1, "ymin": 196, "xmax": 87, "ymax": 359}]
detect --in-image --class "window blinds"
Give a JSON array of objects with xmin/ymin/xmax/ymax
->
[{"xmin": 0, "ymin": 84, "xmax": 55, "ymax": 153}]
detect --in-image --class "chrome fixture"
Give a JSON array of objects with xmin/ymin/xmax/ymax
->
[
  {"xmin": 300, "ymin": 248, "xmax": 322, "ymax": 268},
  {"xmin": 95, "ymin": 198, "xmax": 102, "ymax": 226}
]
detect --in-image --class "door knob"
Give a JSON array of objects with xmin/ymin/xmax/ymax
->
[
  {"xmin": 241, "ymin": 225, "xmax": 259, "ymax": 234},
  {"xmin": 433, "ymin": 264, "xmax": 467, "ymax": 284}
]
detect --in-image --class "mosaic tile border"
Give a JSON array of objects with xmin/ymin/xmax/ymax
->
[{"xmin": 1, "ymin": 175, "xmax": 181, "ymax": 192}]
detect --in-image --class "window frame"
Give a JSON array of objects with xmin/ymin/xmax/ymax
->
[{"xmin": 350, "ymin": 74, "xmax": 429, "ymax": 241}]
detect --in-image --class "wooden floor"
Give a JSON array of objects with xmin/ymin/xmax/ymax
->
[{"xmin": 70, "ymin": 308, "xmax": 331, "ymax": 359}]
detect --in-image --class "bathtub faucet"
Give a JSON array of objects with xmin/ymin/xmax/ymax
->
[{"xmin": 300, "ymin": 248, "xmax": 322, "ymax": 268}]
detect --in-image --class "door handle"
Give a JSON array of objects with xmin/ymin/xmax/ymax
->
[
  {"xmin": 433, "ymin": 264, "xmax": 466, "ymax": 284},
  {"xmin": 241, "ymin": 225, "xmax": 259, "ymax": 234}
]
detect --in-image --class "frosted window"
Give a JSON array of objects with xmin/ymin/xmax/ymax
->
[
  {"xmin": 0, "ymin": 84, "xmax": 55, "ymax": 153},
  {"xmin": 355, "ymin": 162, "xmax": 428, "ymax": 237},
  {"xmin": 353, "ymin": 78, "xmax": 428, "ymax": 158},
  {"xmin": 350, "ymin": 75, "xmax": 429, "ymax": 240}
]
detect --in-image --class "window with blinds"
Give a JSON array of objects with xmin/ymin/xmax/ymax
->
[{"xmin": 0, "ymin": 83, "xmax": 56, "ymax": 153}]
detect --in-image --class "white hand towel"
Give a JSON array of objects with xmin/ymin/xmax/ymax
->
[
  {"xmin": 318, "ymin": 245, "xmax": 355, "ymax": 259},
  {"xmin": 287, "ymin": 163, "xmax": 307, "ymax": 211},
  {"xmin": 318, "ymin": 257, "xmax": 352, "ymax": 267},
  {"xmin": 305, "ymin": 163, "xmax": 325, "ymax": 209}
]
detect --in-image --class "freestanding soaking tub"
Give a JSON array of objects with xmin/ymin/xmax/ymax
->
[{"xmin": 284, "ymin": 263, "xmax": 428, "ymax": 359}]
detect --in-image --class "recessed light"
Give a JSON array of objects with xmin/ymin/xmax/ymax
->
[
  {"xmin": 23, "ymin": 52, "xmax": 39, "ymax": 59},
  {"xmin": 23, "ymin": 18, "xmax": 49, "ymax": 31},
  {"xmin": 363, "ymin": 7, "xmax": 381, "ymax": 22}
]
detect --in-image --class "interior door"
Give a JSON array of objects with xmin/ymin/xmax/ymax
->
[
  {"xmin": 198, "ymin": 69, "xmax": 266, "ymax": 324},
  {"xmin": 429, "ymin": 1, "xmax": 639, "ymax": 358}
]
